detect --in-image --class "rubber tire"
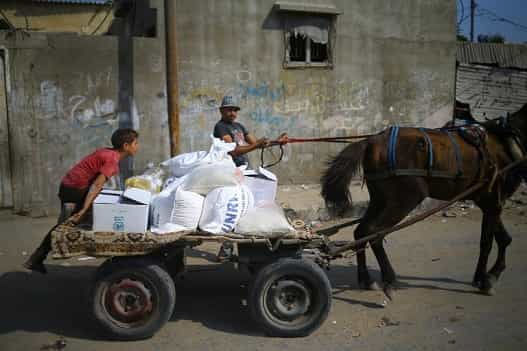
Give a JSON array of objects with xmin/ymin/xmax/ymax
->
[
  {"xmin": 249, "ymin": 258, "xmax": 332, "ymax": 337},
  {"xmin": 91, "ymin": 258, "xmax": 176, "ymax": 340}
]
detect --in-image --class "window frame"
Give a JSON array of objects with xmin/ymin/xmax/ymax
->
[
  {"xmin": 275, "ymin": 2, "xmax": 340, "ymax": 69},
  {"xmin": 284, "ymin": 30, "xmax": 333, "ymax": 68}
]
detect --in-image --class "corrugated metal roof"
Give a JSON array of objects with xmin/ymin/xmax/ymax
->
[
  {"xmin": 33, "ymin": 0, "xmax": 111, "ymax": 5},
  {"xmin": 457, "ymin": 42, "xmax": 527, "ymax": 70}
]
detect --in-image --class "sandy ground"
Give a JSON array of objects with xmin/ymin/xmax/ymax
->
[{"xmin": 1, "ymin": 197, "xmax": 527, "ymax": 351}]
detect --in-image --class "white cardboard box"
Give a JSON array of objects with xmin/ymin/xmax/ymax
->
[
  {"xmin": 243, "ymin": 167, "xmax": 278, "ymax": 205},
  {"xmin": 93, "ymin": 190, "xmax": 150, "ymax": 233}
]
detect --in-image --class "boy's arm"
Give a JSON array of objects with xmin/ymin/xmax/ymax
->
[{"xmin": 71, "ymin": 173, "xmax": 107, "ymax": 223}]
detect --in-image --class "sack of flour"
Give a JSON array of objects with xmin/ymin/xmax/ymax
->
[
  {"xmin": 161, "ymin": 136, "xmax": 236, "ymax": 177},
  {"xmin": 235, "ymin": 202, "xmax": 295, "ymax": 237},
  {"xmin": 161, "ymin": 150, "xmax": 208, "ymax": 177},
  {"xmin": 199, "ymin": 185, "xmax": 254, "ymax": 234},
  {"xmin": 170, "ymin": 188, "xmax": 204, "ymax": 230},
  {"xmin": 150, "ymin": 176, "xmax": 186, "ymax": 227},
  {"xmin": 180, "ymin": 161, "xmax": 244, "ymax": 195}
]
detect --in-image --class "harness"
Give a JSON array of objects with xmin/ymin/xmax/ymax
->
[{"xmin": 372, "ymin": 125, "xmax": 485, "ymax": 180}]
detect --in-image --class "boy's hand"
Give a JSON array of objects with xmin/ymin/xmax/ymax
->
[{"xmin": 71, "ymin": 210, "xmax": 86, "ymax": 224}]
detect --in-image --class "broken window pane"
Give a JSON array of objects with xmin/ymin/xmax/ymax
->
[
  {"xmin": 289, "ymin": 33, "xmax": 307, "ymax": 61},
  {"xmin": 284, "ymin": 14, "xmax": 332, "ymax": 66},
  {"xmin": 310, "ymin": 39, "xmax": 328, "ymax": 62}
]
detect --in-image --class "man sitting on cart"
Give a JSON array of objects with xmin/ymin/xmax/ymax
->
[
  {"xmin": 214, "ymin": 95, "xmax": 288, "ymax": 259},
  {"xmin": 214, "ymin": 95, "xmax": 288, "ymax": 167},
  {"xmin": 23, "ymin": 128, "xmax": 140, "ymax": 274}
]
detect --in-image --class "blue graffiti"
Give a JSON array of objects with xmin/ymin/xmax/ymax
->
[
  {"xmin": 239, "ymin": 83, "xmax": 284, "ymax": 102},
  {"xmin": 249, "ymin": 108, "xmax": 284, "ymax": 126}
]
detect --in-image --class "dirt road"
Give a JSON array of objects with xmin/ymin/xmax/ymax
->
[{"xmin": 1, "ymin": 203, "xmax": 526, "ymax": 351}]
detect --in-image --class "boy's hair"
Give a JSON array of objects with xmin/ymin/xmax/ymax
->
[{"xmin": 111, "ymin": 128, "xmax": 138, "ymax": 149}]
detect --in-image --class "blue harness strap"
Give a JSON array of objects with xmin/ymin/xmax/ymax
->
[
  {"xmin": 419, "ymin": 128, "xmax": 434, "ymax": 170},
  {"xmin": 445, "ymin": 130, "xmax": 463, "ymax": 177},
  {"xmin": 388, "ymin": 126, "xmax": 400, "ymax": 170}
]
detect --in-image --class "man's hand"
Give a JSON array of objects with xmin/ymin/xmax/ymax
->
[
  {"xmin": 277, "ymin": 132, "xmax": 289, "ymax": 145},
  {"xmin": 256, "ymin": 137, "xmax": 270, "ymax": 148}
]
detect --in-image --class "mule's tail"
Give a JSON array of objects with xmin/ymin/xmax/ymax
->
[{"xmin": 321, "ymin": 139, "xmax": 368, "ymax": 215}]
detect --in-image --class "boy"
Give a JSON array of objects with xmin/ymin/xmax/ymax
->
[{"xmin": 23, "ymin": 128, "xmax": 139, "ymax": 273}]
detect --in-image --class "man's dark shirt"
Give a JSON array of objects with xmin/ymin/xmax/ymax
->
[{"xmin": 214, "ymin": 119, "xmax": 250, "ymax": 166}]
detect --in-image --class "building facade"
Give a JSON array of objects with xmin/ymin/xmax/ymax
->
[
  {"xmin": 176, "ymin": 0, "xmax": 457, "ymax": 183},
  {"xmin": 0, "ymin": 0, "xmax": 457, "ymax": 214}
]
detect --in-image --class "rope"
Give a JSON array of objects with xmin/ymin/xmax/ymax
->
[{"xmin": 286, "ymin": 133, "xmax": 379, "ymax": 144}]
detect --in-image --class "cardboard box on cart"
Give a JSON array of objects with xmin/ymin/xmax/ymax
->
[
  {"xmin": 243, "ymin": 167, "xmax": 278, "ymax": 205},
  {"xmin": 93, "ymin": 188, "xmax": 152, "ymax": 232}
]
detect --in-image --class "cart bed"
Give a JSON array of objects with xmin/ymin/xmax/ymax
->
[{"xmin": 51, "ymin": 221, "xmax": 318, "ymax": 259}]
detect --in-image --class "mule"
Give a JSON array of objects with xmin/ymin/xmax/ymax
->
[{"xmin": 321, "ymin": 103, "xmax": 527, "ymax": 298}]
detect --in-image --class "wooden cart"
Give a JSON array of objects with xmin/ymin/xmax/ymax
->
[{"xmin": 50, "ymin": 220, "xmax": 337, "ymax": 340}]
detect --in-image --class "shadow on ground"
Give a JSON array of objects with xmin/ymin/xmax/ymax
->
[{"xmin": 0, "ymin": 261, "xmax": 478, "ymax": 340}]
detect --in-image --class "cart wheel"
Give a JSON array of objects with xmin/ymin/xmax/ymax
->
[
  {"xmin": 249, "ymin": 258, "xmax": 331, "ymax": 337},
  {"xmin": 92, "ymin": 258, "xmax": 175, "ymax": 340}
]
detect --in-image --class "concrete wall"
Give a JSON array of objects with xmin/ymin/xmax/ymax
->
[
  {"xmin": 0, "ymin": 0, "xmax": 113, "ymax": 35},
  {"xmin": 456, "ymin": 63, "xmax": 527, "ymax": 120},
  {"xmin": 176, "ymin": 0, "xmax": 457, "ymax": 184},
  {"xmin": 0, "ymin": 0, "xmax": 168, "ymax": 215}
]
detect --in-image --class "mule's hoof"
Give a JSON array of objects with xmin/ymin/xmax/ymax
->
[
  {"xmin": 472, "ymin": 279, "xmax": 483, "ymax": 289},
  {"xmin": 384, "ymin": 285, "xmax": 396, "ymax": 301},
  {"xmin": 359, "ymin": 281, "xmax": 380, "ymax": 291},
  {"xmin": 480, "ymin": 287, "xmax": 496, "ymax": 296}
]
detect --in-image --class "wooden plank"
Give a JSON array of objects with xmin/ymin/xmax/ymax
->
[{"xmin": 0, "ymin": 55, "xmax": 13, "ymax": 207}]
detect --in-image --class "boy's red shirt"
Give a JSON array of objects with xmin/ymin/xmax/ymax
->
[{"xmin": 61, "ymin": 148, "xmax": 120, "ymax": 189}]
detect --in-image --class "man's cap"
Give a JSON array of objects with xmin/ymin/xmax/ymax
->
[{"xmin": 220, "ymin": 95, "xmax": 240, "ymax": 111}]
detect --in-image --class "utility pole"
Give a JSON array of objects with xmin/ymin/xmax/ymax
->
[
  {"xmin": 165, "ymin": 0, "xmax": 180, "ymax": 156},
  {"xmin": 470, "ymin": 0, "xmax": 476, "ymax": 42},
  {"xmin": 116, "ymin": 0, "xmax": 135, "ymax": 182}
]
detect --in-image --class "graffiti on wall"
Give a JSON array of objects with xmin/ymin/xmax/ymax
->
[
  {"xmin": 37, "ymin": 73, "xmax": 118, "ymax": 127},
  {"xmin": 180, "ymin": 72, "xmax": 374, "ymax": 136},
  {"xmin": 179, "ymin": 67, "xmax": 452, "ymax": 157}
]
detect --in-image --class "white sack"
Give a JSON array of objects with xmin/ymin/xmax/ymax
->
[
  {"xmin": 170, "ymin": 188, "xmax": 204, "ymax": 230},
  {"xmin": 161, "ymin": 136, "xmax": 236, "ymax": 177},
  {"xmin": 151, "ymin": 223, "xmax": 189, "ymax": 234},
  {"xmin": 206, "ymin": 136, "xmax": 237, "ymax": 163},
  {"xmin": 199, "ymin": 185, "xmax": 254, "ymax": 234},
  {"xmin": 235, "ymin": 202, "xmax": 295, "ymax": 236},
  {"xmin": 150, "ymin": 176, "xmax": 186, "ymax": 227},
  {"xmin": 180, "ymin": 161, "xmax": 243, "ymax": 195},
  {"xmin": 161, "ymin": 150, "xmax": 208, "ymax": 177}
]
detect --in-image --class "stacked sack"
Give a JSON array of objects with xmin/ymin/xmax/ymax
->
[
  {"xmin": 148, "ymin": 136, "xmax": 252, "ymax": 234},
  {"xmin": 127, "ymin": 136, "xmax": 295, "ymax": 236}
]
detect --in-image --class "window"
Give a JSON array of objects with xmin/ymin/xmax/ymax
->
[
  {"xmin": 284, "ymin": 15, "xmax": 334, "ymax": 68},
  {"xmin": 274, "ymin": 2, "xmax": 340, "ymax": 68}
]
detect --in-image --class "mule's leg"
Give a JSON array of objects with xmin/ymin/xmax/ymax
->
[
  {"xmin": 356, "ymin": 179, "xmax": 426, "ymax": 297},
  {"xmin": 354, "ymin": 202, "xmax": 383, "ymax": 291},
  {"xmin": 472, "ymin": 210, "xmax": 499, "ymax": 295},
  {"xmin": 487, "ymin": 217, "xmax": 511, "ymax": 283},
  {"xmin": 369, "ymin": 199, "xmax": 425, "ymax": 300}
]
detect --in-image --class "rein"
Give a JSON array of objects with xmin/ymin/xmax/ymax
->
[{"xmin": 259, "ymin": 119, "xmax": 521, "ymax": 168}]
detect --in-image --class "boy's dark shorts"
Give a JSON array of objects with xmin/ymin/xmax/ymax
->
[{"xmin": 58, "ymin": 183, "xmax": 89, "ymax": 210}]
